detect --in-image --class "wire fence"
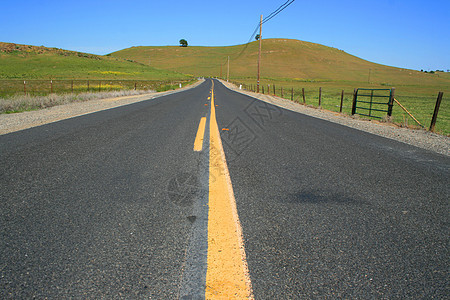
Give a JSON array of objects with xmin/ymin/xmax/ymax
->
[
  {"xmin": 0, "ymin": 79, "xmax": 194, "ymax": 98},
  {"xmin": 236, "ymin": 81, "xmax": 448, "ymax": 135}
]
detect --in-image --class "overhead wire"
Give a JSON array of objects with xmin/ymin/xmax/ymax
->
[
  {"xmin": 221, "ymin": 0, "xmax": 296, "ymax": 69},
  {"xmin": 262, "ymin": 0, "xmax": 296, "ymax": 25},
  {"xmin": 261, "ymin": 0, "xmax": 293, "ymax": 25}
]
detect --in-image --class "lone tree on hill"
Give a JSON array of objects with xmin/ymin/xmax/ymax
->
[{"xmin": 179, "ymin": 39, "xmax": 188, "ymax": 47}]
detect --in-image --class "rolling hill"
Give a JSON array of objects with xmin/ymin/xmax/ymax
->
[
  {"xmin": 0, "ymin": 42, "xmax": 191, "ymax": 80},
  {"xmin": 109, "ymin": 38, "xmax": 450, "ymax": 86}
]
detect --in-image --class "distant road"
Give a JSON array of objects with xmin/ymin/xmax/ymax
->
[{"xmin": 1, "ymin": 79, "xmax": 448, "ymax": 298}]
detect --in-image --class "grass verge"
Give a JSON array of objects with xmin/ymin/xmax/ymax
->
[
  {"xmin": 0, "ymin": 90, "xmax": 155, "ymax": 114},
  {"xmin": 0, "ymin": 79, "xmax": 196, "ymax": 98},
  {"xmin": 0, "ymin": 78, "xmax": 198, "ymax": 113}
]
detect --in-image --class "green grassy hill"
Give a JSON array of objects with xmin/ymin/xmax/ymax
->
[
  {"xmin": 0, "ymin": 42, "xmax": 191, "ymax": 80},
  {"xmin": 109, "ymin": 38, "xmax": 450, "ymax": 86}
]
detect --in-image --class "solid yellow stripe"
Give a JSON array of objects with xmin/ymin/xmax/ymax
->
[
  {"xmin": 206, "ymin": 83, "xmax": 253, "ymax": 299},
  {"xmin": 193, "ymin": 117, "xmax": 207, "ymax": 151}
]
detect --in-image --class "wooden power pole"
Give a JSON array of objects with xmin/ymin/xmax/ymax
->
[
  {"xmin": 257, "ymin": 15, "xmax": 262, "ymax": 93},
  {"xmin": 227, "ymin": 56, "xmax": 230, "ymax": 82}
]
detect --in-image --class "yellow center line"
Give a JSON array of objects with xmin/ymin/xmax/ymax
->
[
  {"xmin": 194, "ymin": 117, "xmax": 207, "ymax": 152},
  {"xmin": 206, "ymin": 81, "xmax": 253, "ymax": 299}
]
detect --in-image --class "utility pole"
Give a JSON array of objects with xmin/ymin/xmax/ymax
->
[
  {"xmin": 257, "ymin": 14, "xmax": 262, "ymax": 93},
  {"xmin": 227, "ymin": 56, "xmax": 230, "ymax": 82}
]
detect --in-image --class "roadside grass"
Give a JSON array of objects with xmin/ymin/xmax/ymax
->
[
  {"xmin": 0, "ymin": 78, "xmax": 198, "ymax": 114},
  {"xmin": 0, "ymin": 90, "xmax": 155, "ymax": 114},
  {"xmin": 0, "ymin": 79, "xmax": 196, "ymax": 98}
]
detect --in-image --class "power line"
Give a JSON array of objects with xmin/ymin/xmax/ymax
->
[
  {"xmin": 262, "ymin": 0, "xmax": 292, "ymax": 24},
  {"xmin": 245, "ymin": 0, "xmax": 296, "ymax": 45},
  {"xmin": 262, "ymin": 0, "xmax": 296, "ymax": 25},
  {"xmin": 220, "ymin": 0, "xmax": 296, "ymax": 73}
]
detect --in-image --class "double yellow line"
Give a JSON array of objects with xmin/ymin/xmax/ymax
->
[{"xmin": 193, "ymin": 81, "xmax": 253, "ymax": 298}]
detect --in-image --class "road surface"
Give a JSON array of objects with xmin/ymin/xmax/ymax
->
[{"xmin": 1, "ymin": 79, "xmax": 448, "ymax": 298}]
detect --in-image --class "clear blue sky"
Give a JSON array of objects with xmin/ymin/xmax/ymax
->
[{"xmin": 1, "ymin": 0, "xmax": 449, "ymax": 71}]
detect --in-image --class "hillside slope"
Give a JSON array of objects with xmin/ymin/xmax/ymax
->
[
  {"xmin": 0, "ymin": 42, "xmax": 190, "ymax": 80},
  {"xmin": 110, "ymin": 39, "xmax": 449, "ymax": 86}
]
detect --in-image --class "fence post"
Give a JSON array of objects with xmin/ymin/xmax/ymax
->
[
  {"xmin": 340, "ymin": 90, "xmax": 344, "ymax": 113},
  {"xmin": 273, "ymin": 84, "xmax": 276, "ymax": 96},
  {"xmin": 24, "ymin": 81, "xmax": 27, "ymax": 95},
  {"xmin": 291, "ymin": 88, "xmax": 294, "ymax": 101},
  {"xmin": 387, "ymin": 87, "xmax": 395, "ymax": 116},
  {"xmin": 50, "ymin": 80, "xmax": 53, "ymax": 94},
  {"xmin": 429, "ymin": 91, "xmax": 444, "ymax": 132},
  {"xmin": 318, "ymin": 87, "xmax": 322, "ymax": 107},
  {"xmin": 71, "ymin": 80, "xmax": 74, "ymax": 93},
  {"xmin": 281, "ymin": 87, "xmax": 284, "ymax": 98},
  {"xmin": 351, "ymin": 88, "xmax": 358, "ymax": 115},
  {"xmin": 262, "ymin": 86, "xmax": 264, "ymax": 94},
  {"xmin": 87, "ymin": 80, "xmax": 90, "ymax": 92},
  {"xmin": 302, "ymin": 88, "xmax": 305, "ymax": 104},
  {"xmin": 134, "ymin": 82, "xmax": 137, "ymax": 90},
  {"xmin": 268, "ymin": 84, "xmax": 270, "ymax": 94}
]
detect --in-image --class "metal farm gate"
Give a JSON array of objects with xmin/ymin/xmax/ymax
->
[{"xmin": 351, "ymin": 88, "xmax": 395, "ymax": 119}]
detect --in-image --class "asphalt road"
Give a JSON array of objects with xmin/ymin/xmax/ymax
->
[{"xmin": 1, "ymin": 79, "xmax": 448, "ymax": 298}]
